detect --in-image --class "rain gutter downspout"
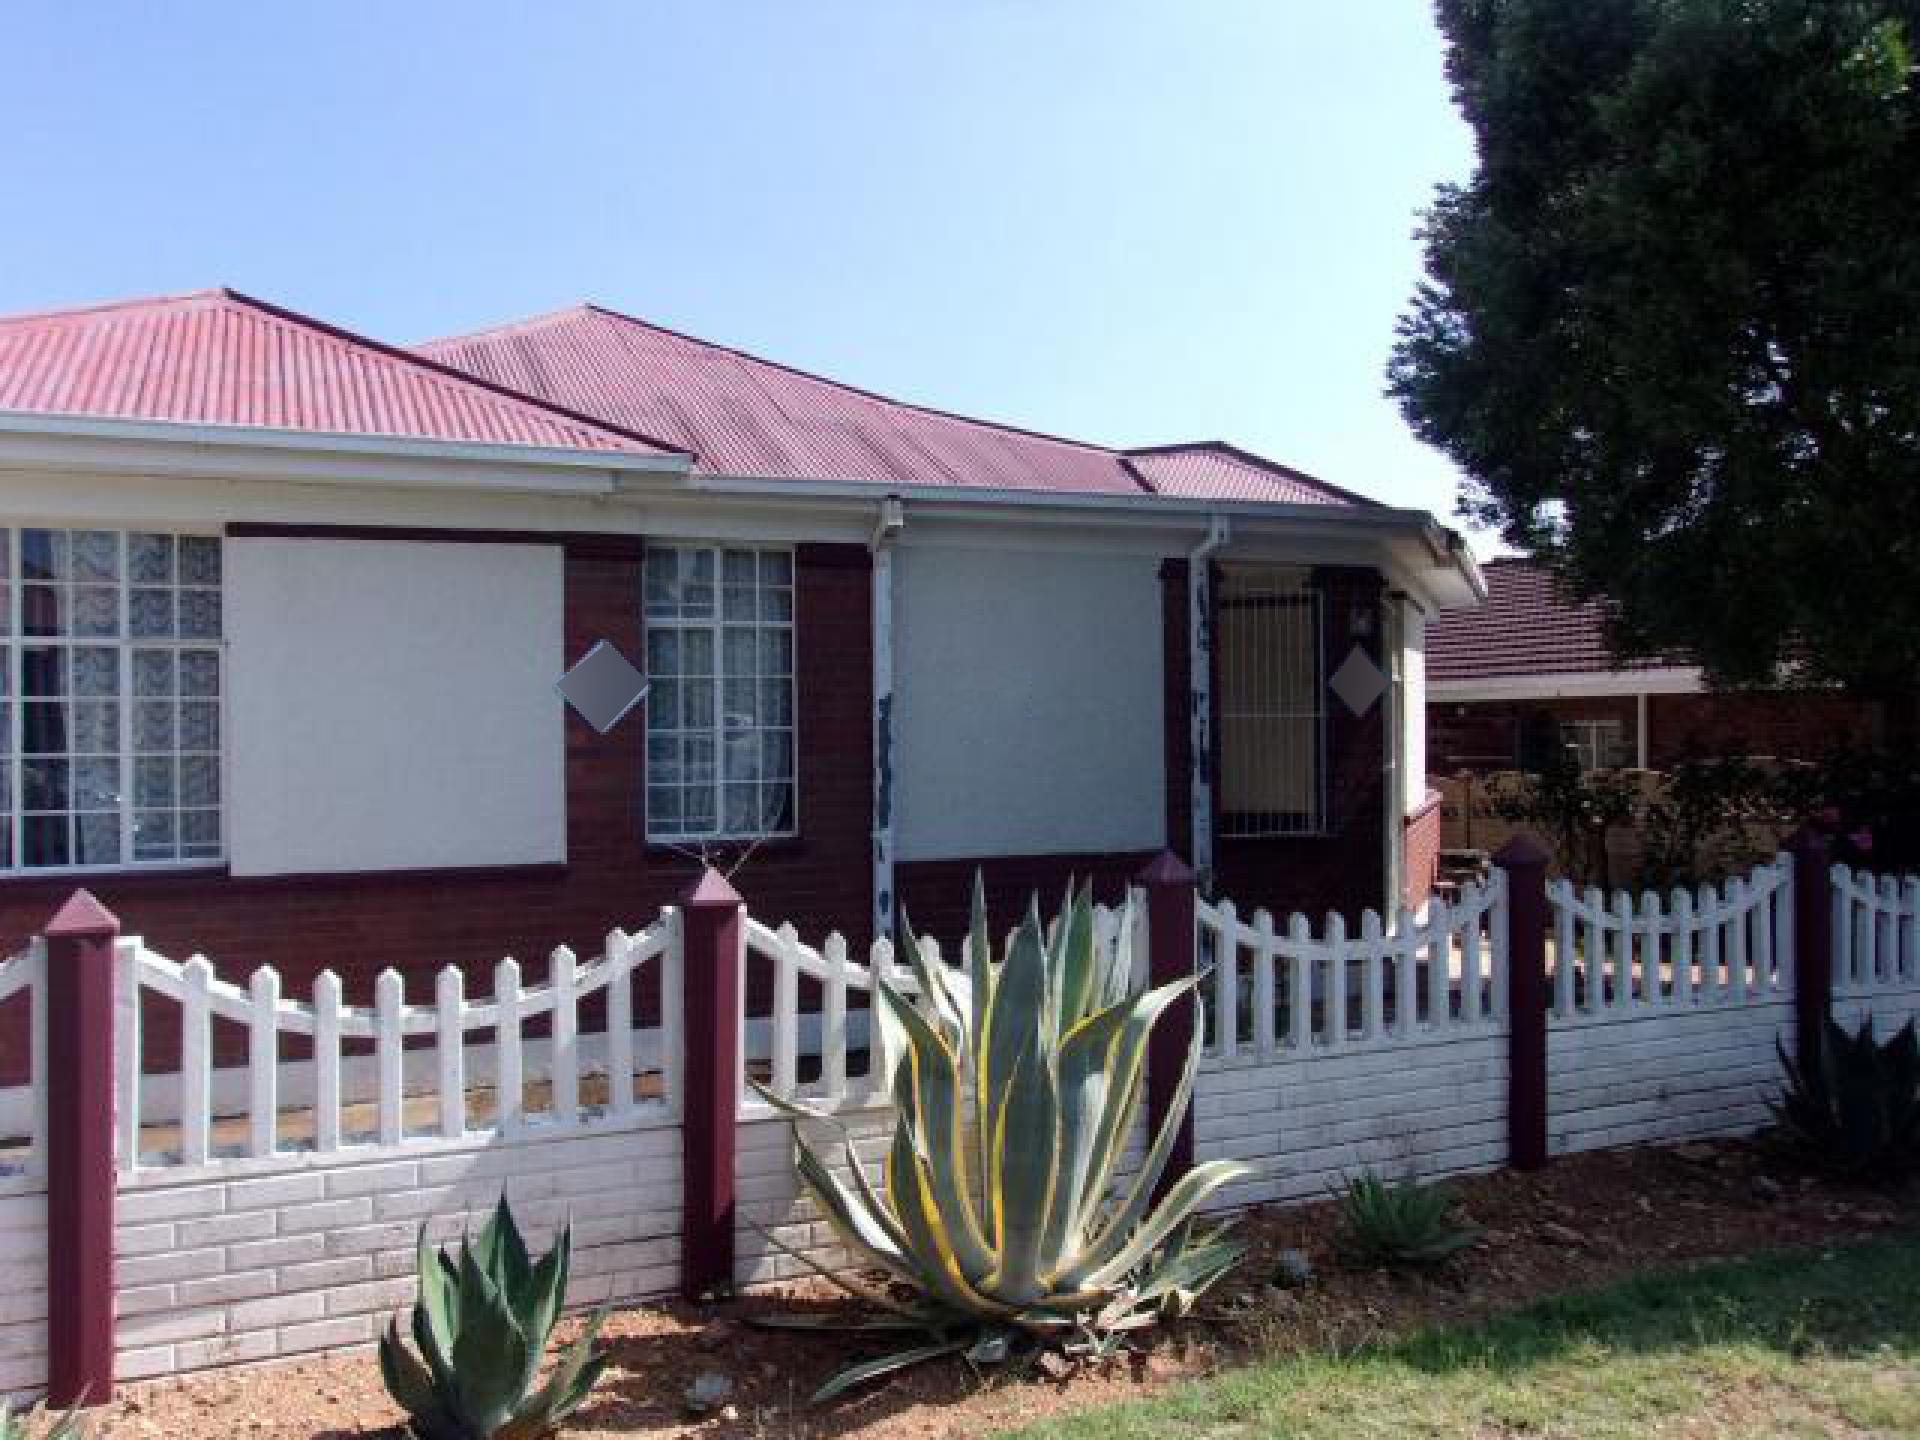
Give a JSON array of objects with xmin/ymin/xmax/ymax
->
[
  {"xmin": 870, "ymin": 496, "xmax": 906, "ymax": 942},
  {"xmin": 1189, "ymin": 516, "xmax": 1231, "ymax": 888}
]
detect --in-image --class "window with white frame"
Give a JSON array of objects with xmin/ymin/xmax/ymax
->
[
  {"xmin": 1561, "ymin": 718, "xmax": 1629, "ymax": 772},
  {"xmin": 1, "ymin": 527, "xmax": 223, "ymax": 871},
  {"xmin": 643, "ymin": 544, "xmax": 795, "ymax": 841},
  {"xmin": 1216, "ymin": 567, "xmax": 1324, "ymax": 837}
]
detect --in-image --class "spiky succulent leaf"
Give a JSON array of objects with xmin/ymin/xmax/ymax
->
[
  {"xmin": 761, "ymin": 878, "xmax": 1249, "ymax": 1404},
  {"xmin": 1335, "ymin": 1171, "xmax": 1481, "ymax": 1268},
  {"xmin": 877, "ymin": 978, "xmax": 995, "ymax": 1279},
  {"xmin": 381, "ymin": 1201, "xmax": 609, "ymax": 1439},
  {"xmin": 1774, "ymin": 1017, "xmax": 1920, "ymax": 1178}
]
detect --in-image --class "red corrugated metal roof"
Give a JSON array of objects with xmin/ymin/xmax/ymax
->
[
  {"xmin": 420, "ymin": 305, "xmax": 1365, "ymax": 503},
  {"xmin": 1427, "ymin": 558, "xmax": 1674, "ymax": 681},
  {"xmin": 0, "ymin": 290, "xmax": 682, "ymax": 457},
  {"xmin": 1124, "ymin": 441, "xmax": 1379, "ymax": 507}
]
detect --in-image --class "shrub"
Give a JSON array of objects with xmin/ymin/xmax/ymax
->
[
  {"xmin": 1334, "ymin": 1171, "xmax": 1480, "ymax": 1269},
  {"xmin": 379, "ymin": 1195, "xmax": 610, "ymax": 1440},
  {"xmin": 1490, "ymin": 747, "xmax": 1637, "ymax": 887},
  {"xmin": 1774, "ymin": 1016, "xmax": 1920, "ymax": 1180},
  {"xmin": 753, "ymin": 880, "xmax": 1251, "ymax": 1403},
  {"xmin": 1639, "ymin": 756, "xmax": 1792, "ymax": 890},
  {"xmin": 0, "ymin": 1403, "xmax": 85, "ymax": 1440}
]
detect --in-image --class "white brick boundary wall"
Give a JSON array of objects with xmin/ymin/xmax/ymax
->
[
  {"xmin": 5, "ymin": 856, "xmax": 1920, "ymax": 1401},
  {"xmin": 112, "ymin": 1118, "xmax": 680, "ymax": 1385}
]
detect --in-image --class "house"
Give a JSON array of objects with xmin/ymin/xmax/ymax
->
[
  {"xmin": 1426, "ymin": 557, "xmax": 1881, "ymax": 775},
  {"xmin": 0, "ymin": 288, "xmax": 1481, "ymax": 1028}
]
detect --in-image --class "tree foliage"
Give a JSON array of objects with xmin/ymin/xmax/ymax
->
[{"xmin": 1392, "ymin": 0, "xmax": 1920, "ymax": 696}]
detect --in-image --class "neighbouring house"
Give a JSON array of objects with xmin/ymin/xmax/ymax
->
[
  {"xmin": 1426, "ymin": 557, "xmax": 1882, "ymax": 776},
  {"xmin": 0, "ymin": 288, "xmax": 1480, "ymax": 1044}
]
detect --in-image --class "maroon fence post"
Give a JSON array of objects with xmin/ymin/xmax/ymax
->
[
  {"xmin": 1494, "ymin": 836, "xmax": 1550, "ymax": 1171},
  {"xmin": 1138, "ymin": 851, "xmax": 1197, "ymax": 1194},
  {"xmin": 1788, "ymin": 826, "xmax": 1833, "ymax": 1066},
  {"xmin": 44, "ymin": 889, "xmax": 120, "ymax": 1407},
  {"xmin": 679, "ymin": 866, "xmax": 743, "ymax": 1300}
]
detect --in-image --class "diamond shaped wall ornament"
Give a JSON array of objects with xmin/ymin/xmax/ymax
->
[
  {"xmin": 1329, "ymin": 644, "xmax": 1388, "ymax": 717},
  {"xmin": 556, "ymin": 640, "xmax": 650, "ymax": 734}
]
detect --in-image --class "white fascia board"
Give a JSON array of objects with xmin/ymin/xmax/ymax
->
[
  {"xmin": 1428, "ymin": 667, "xmax": 1703, "ymax": 701},
  {"xmin": 0, "ymin": 411, "xmax": 690, "ymax": 495},
  {"xmin": 660, "ymin": 470, "xmax": 1484, "ymax": 600}
]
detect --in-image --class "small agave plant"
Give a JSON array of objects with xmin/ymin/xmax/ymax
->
[
  {"xmin": 1775, "ymin": 1016, "xmax": 1920, "ymax": 1179},
  {"xmin": 755, "ymin": 879, "xmax": 1252, "ymax": 1403},
  {"xmin": 379, "ymin": 1195, "xmax": 610, "ymax": 1440}
]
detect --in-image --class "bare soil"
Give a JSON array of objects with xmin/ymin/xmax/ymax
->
[{"xmin": 100, "ymin": 1136, "xmax": 1917, "ymax": 1439}]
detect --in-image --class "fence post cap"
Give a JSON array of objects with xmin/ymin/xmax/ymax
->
[
  {"xmin": 44, "ymin": 888, "xmax": 120, "ymax": 939},
  {"xmin": 1137, "ymin": 850, "xmax": 1196, "ymax": 887},
  {"xmin": 681, "ymin": 865, "xmax": 742, "ymax": 909},
  {"xmin": 1785, "ymin": 825, "xmax": 1831, "ymax": 860},
  {"xmin": 1491, "ymin": 833, "xmax": 1552, "ymax": 870}
]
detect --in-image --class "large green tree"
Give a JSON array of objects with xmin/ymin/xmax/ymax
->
[{"xmin": 1391, "ymin": 0, "xmax": 1920, "ymax": 701}]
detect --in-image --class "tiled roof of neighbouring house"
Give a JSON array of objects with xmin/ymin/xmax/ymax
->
[
  {"xmin": 1426, "ymin": 557, "xmax": 1676, "ymax": 682},
  {"xmin": 419, "ymin": 304, "xmax": 1372, "ymax": 503},
  {"xmin": 0, "ymin": 290, "xmax": 683, "ymax": 457}
]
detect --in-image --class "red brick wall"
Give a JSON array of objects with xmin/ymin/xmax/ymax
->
[
  {"xmin": 1428, "ymin": 690, "xmax": 1883, "ymax": 777},
  {"xmin": 0, "ymin": 537, "xmax": 876, "ymax": 1076},
  {"xmin": 1645, "ymin": 691, "xmax": 1882, "ymax": 769},
  {"xmin": 1402, "ymin": 790, "xmax": 1443, "ymax": 910},
  {"xmin": 893, "ymin": 850, "xmax": 1155, "ymax": 941}
]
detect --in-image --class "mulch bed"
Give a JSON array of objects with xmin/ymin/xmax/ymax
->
[{"xmin": 102, "ymin": 1135, "xmax": 1916, "ymax": 1439}]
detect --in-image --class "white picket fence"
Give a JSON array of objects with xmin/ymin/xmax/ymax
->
[
  {"xmin": 740, "ymin": 896, "xmax": 1143, "ymax": 1111},
  {"xmin": 1197, "ymin": 869, "xmax": 1507, "ymax": 1059},
  {"xmin": 1547, "ymin": 854, "xmax": 1794, "ymax": 1019},
  {"xmin": 0, "ymin": 942, "xmax": 44, "ymax": 1189},
  {"xmin": 1832, "ymin": 863, "xmax": 1920, "ymax": 995},
  {"xmin": 113, "ymin": 909, "xmax": 681, "ymax": 1172}
]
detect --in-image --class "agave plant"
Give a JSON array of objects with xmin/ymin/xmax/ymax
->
[
  {"xmin": 1774, "ymin": 1016, "xmax": 1920, "ymax": 1179},
  {"xmin": 379, "ymin": 1195, "xmax": 610, "ymax": 1439},
  {"xmin": 1333, "ymin": 1170, "xmax": 1480, "ymax": 1269},
  {"xmin": 754, "ymin": 879, "xmax": 1252, "ymax": 1403},
  {"xmin": 0, "ymin": 1403, "xmax": 85, "ymax": 1440}
]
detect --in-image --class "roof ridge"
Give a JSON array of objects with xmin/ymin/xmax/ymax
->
[
  {"xmin": 1125, "ymin": 437, "xmax": 1380, "ymax": 508},
  {"xmin": 423, "ymin": 301, "xmax": 1125, "ymax": 459},
  {"xmin": 0, "ymin": 287, "xmax": 236, "ymax": 328},
  {"xmin": 212, "ymin": 290, "xmax": 691, "ymax": 458}
]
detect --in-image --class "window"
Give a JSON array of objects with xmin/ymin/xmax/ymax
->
[
  {"xmin": 1561, "ymin": 718, "xmax": 1629, "ymax": 772},
  {"xmin": 1217, "ymin": 568, "xmax": 1324, "ymax": 837},
  {"xmin": 643, "ymin": 544, "xmax": 795, "ymax": 841},
  {"xmin": 1, "ymin": 527, "xmax": 223, "ymax": 871}
]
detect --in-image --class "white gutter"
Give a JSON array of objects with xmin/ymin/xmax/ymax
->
[
  {"xmin": 1189, "ymin": 516, "xmax": 1231, "ymax": 888},
  {"xmin": 869, "ymin": 496, "xmax": 906, "ymax": 941},
  {"xmin": 1429, "ymin": 666, "xmax": 1703, "ymax": 702},
  {"xmin": 0, "ymin": 410, "xmax": 693, "ymax": 475}
]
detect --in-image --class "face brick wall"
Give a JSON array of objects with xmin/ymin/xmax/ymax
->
[{"xmin": 0, "ymin": 538, "xmax": 876, "ymax": 1077}]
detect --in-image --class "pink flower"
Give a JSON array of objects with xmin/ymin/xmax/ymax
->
[
  {"xmin": 1819, "ymin": 805, "xmax": 1844, "ymax": 828},
  {"xmin": 1850, "ymin": 828, "xmax": 1874, "ymax": 854}
]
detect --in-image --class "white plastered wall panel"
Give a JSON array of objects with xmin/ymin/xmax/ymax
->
[
  {"xmin": 891, "ymin": 542, "xmax": 1166, "ymax": 861},
  {"xmin": 227, "ymin": 538, "xmax": 565, "ymax": 874}
]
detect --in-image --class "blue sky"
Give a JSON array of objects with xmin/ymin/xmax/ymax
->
[{"xmin": 0, "ymin": 2, "xmax": 1481, "ymax": 537}]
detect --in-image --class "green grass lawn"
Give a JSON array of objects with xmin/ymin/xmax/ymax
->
[{"xmin": 1005, "ymin": 1233, "xmax": 1920, "ymax": 1439}]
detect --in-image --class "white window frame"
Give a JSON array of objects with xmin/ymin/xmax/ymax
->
[
  {"xmin": 1, "ymin": 523, "xmax": 227, "ymax": 876},
  {"xmin": 1561, "ymin": 717, "xmax": 1627, "ymax": 773},
  {"xmin": 642, "ymin": 542, "xmax": 798, "ymax": 844}
]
